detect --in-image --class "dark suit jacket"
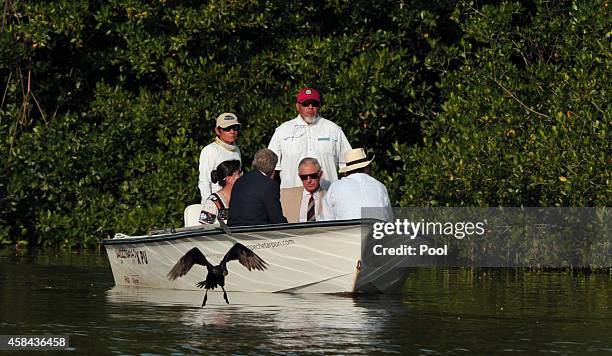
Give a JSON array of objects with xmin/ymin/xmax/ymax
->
[{"xmin": 228, "ymin": 170, "xmax": 288, "ymax": 226}]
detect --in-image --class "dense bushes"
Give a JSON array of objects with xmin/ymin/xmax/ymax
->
[
  {"xmin": 0, "ymin": 0, "xmax": 609, "ymax": 248},
  {"xmin": 390, "ymin": 1, "xmax": 610, "ymax": 207}
]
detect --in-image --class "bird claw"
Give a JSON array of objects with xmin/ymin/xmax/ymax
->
[{"xmin": 223, "ymin": 291, "xmax": 229, "ymax": 304}]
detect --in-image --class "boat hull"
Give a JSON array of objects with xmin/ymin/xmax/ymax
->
[{"xmin": 103, "ymin": 221, "xmax": 364, "ymax": 293}]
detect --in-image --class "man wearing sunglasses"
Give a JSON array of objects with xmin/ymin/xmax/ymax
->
[
  {"xmin": 198, "ymin": 113, "xmax": 242, "ymax": 203},
  {"xmin": 268, "ymin": 87, "xmax": 352, "ymax": 190},
  {"xmin": 280, "ymin": 157, "xmax": 328, "ymax": 223}
]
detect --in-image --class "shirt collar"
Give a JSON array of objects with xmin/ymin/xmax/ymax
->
[
  {"xmin": 302, "ymin": 187, "xmax": 321, "ymax": 197},
  {"xmin": 295, "ymin": 115, "xmax": 320, "ymax": 126}
]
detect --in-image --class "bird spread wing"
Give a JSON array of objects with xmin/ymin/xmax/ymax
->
[
  {"xmin": 167, "ymin": 247, "xmax": 211, "ymax": 280},
  {"xmin": 222, "ymin": 243, "xmax": 268, "ymax": 271}
]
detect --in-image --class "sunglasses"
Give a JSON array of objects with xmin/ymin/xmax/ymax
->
[
  {"xmin": 299, "ymin": 172, "xmax": 320, "ymax": 181},
  {"xmin": 300, "ymin": 100, "xmax": 320, "ymax": 108},
  {"xmin": 220, "ymin": 124, "xmax": 241, "ymax": 132}
]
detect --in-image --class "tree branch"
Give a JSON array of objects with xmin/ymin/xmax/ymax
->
[{"xmin": 491, "ymin": 77, "xmax": 551, "ymax": 119}]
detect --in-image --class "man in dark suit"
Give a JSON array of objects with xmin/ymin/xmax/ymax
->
[{"xmin": 228, "ymin": 148, "xmax": 288, "ymax": 226}]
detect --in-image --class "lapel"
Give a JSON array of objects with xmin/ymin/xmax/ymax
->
[
  {"xmin": 315, "ymin": 189, "xmax": 326, "ymax": 216},
  {"xmin": 280, "ymin": 187, "xmax": 328, "ymax": 223},
  {"xmin": 280, "ymin": 186, "xmax": 304, "ymax": 223}
]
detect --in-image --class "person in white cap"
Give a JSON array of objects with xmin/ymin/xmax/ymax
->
[
  {"xmin": 268, "ymin": 87, "xmax": 352, "ymax": 189},
  {"xmin": 319, "ymin": 148, "xmax": 392, "ymax": 221},
  {"xmin": 198, "ymin": 113, "xmax": 242, "ymax": 202}
]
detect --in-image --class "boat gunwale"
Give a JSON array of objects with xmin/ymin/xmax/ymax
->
[{"xmin": 102, "ymin": 219, "xmax": 364, "ymax": 245}]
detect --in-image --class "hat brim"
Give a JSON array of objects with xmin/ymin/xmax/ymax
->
[
  {"xmin": 217, "ymin": 121, "xmax": 241, "ymax": 128},
  {"xmin": 297, "ymin": 98, "xmax": 320, "ymax": 104},
  {"xmin": 339, "ymin": 157, "xmax": 374, "ymax": 173}
]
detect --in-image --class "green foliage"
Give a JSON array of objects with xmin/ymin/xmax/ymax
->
[
  {"xmin": 0, "ymin": 0, "xmax": 609, "ymax": 248},
  {"xmin": 391, "ymin": 0, "xmax": 611, "ymax": 207}
]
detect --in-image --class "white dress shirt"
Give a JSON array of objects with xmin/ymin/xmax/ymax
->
[
  {"xmin": 320, "ymin": 173, "xmax": 393, "ymax": 221},
  {"xmin": 198, "ymin": 141, "xmax": 241, "ymax": 203},
  {"xmin": 298, "ymin": 189, "xmax": 322, "ymax": 222},
  {"xmin": 268, "ymin": 115, "xmax": 352, "ymax": 189}
]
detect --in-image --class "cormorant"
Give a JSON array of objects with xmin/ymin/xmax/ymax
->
[{"xmin": 167, "ymin": 243, "xmax": 267, "ymax": 306}]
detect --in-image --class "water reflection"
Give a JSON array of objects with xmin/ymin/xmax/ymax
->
[
  {"xmin": 106, "ymin": 287, "xmax": 391, "ymax": 352},
  {"xmin": 1, "ymin": 250, "xmax": 610, "ymax": 354}
]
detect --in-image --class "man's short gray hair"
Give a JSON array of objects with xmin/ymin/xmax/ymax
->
[
  {"xmin": 253, "ymin": 148, "xmax": 278, "ymax": 176},
  {"xmin": 298, "ymin": 157, "xmax": 321, "ymax": 172}
]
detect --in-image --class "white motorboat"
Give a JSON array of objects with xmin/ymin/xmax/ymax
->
[{"xmin": 102, "ymin": 220, "xmax": 408, "ymax": 294}]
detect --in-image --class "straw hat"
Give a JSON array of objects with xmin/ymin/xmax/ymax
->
[{"xmin": 339, "ymin": 148, "xmax": 374, "ymax": 173}]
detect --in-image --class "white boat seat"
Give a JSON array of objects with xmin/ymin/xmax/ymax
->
[{"xmin": 184, "ymin": 204, "xmax": 203, "ymax": 227}]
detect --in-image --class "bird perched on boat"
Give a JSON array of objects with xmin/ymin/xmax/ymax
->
[{"xmin": 167, "ymin": 243, "xmax": 267, "ymax": 306}]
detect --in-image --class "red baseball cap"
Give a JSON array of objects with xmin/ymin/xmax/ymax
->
[{"xmin": 296, "ymin": 87, "xmax": 321, "ymax": 104}]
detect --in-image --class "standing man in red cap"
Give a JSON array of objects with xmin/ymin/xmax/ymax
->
[
  {"xmin": 198, "ymin": 112, "xmax": 242, "ymax": 203},
  {"xmin": 268, "ymin": 87, "xmax": 352, "ymax": 189}
]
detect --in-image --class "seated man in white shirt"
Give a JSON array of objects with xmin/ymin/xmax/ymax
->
[
  {"xmin": 280, "ymin": 157, "xmax": 329, "ymax": 223},
  {"xmin": 319, "ymin": 148, "xmax": 393, "ymax": 221}
]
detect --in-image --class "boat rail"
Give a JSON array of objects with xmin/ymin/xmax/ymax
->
[{"xmin": 105, "ymin": 219, "xmax": 364, "ymax": 245}]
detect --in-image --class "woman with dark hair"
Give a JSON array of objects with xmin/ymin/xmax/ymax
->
[{"xmin": 199, "ymin": 160, "xmax": 242, "ymax": 226}]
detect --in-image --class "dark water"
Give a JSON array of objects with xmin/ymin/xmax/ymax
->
[{"xmin": 0, "ymin": 250, "xmax": 610, "ymax": 355}]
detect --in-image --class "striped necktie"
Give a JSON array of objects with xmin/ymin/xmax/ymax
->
[{"xmin": 307, "ymin": 194, "xmax": 316, "ymax": 222}]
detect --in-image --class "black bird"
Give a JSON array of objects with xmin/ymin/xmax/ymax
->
[{"xmin": 167, "ymin": 243, "xmax": 267, "ymax": 306}]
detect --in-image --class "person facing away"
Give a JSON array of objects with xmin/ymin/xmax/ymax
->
[
  {"xmin": 319, "ymin": 148, "xmax": 393, "ymax": 221},
  {"xmin": 198, "ymin": 112, "xmax": 242, "ymax": 203},
  {"xmin": 228, "ymin": 148, "xmax": 288, "ymax": 226},
  {"xmin": 268, "ymin": 87, "xmax": 352, "ymax": 189},
  {"xmin": 198, "ymin": 160, "xmax": 242, "ymax": 226},
  {"xmin": 280, "ymin": 157, "xmax": 329, "ymax": 223}
]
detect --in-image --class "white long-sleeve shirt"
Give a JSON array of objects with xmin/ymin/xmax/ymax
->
[
  {"xmin": 268, "ymin": 115, "xmax": 351, "ymax": 189},
  {"xmin": 198, "ymin": 141, "xmax": 241, "ymax": 203},
  {"xmin": 319, "ymin": 173, "xmax": 393, "ymax": 221}
]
